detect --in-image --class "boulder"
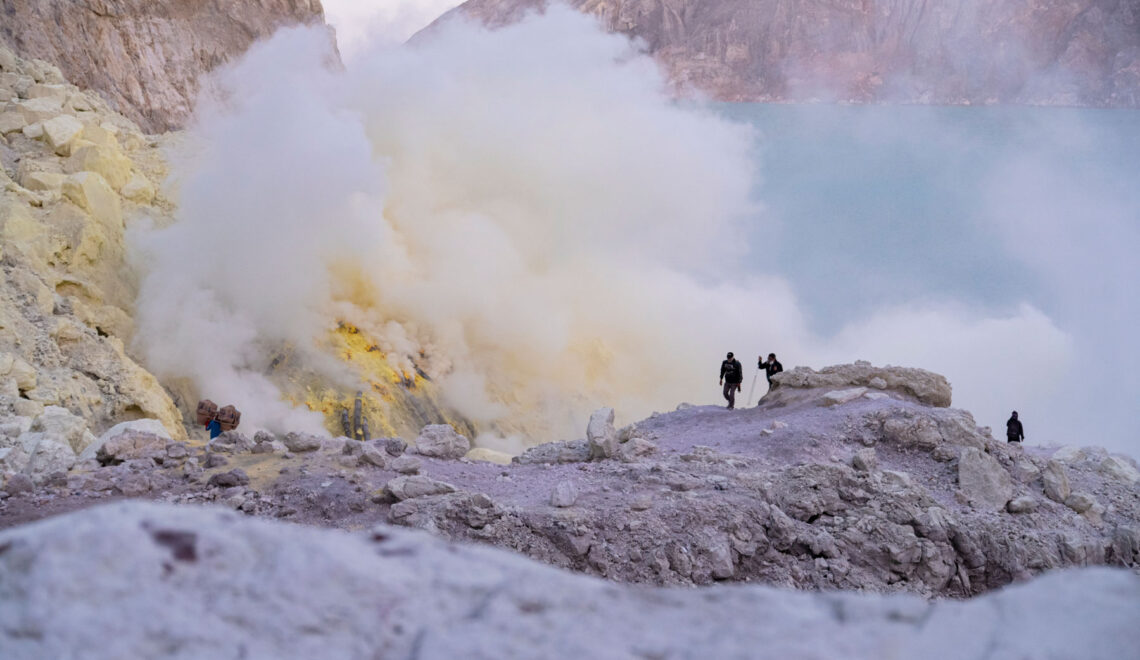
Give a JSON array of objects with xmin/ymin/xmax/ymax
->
[
  {"xmin": 97, "ymin": 431, "xmax": 170, "ymax": 465},
  {"xmin": 414, "ymin": 425, "xmax": 470, "ymax": 459},
  {"xmin": 64, "ymin": 144, "xmax": 133, "ymax": 190},
  {"xmin": 465, "ymin": 447, "xmax": 512, "ymax": 465},
  {"xmin": 80, "ymin": 419, "xmax": 172, "ymax": 462},
  {"xmin": 384, "ymin": 438, "xmax": 407, "ymax": 457},
  {"xmin": 1100, "ymin": 456, "xmax": 1140, "ymax": 484},
  {"xmin": 19, "ymin": 171, "xmax": 65, "ymax": 192},
  {"xmin": 390, "ymin": 456, "xmax": 422, "ymax": 475},
  {"xmin": 515, "ymin": 439, "xmax": 591, "ymax": 464},
  {"xmin": 385, "ymin": 475, "xmax": 456, "ymax": 501},
  {"xmin": 550, "ymin": 480, "xmax": 579, "ymax": 507},
  {"xmin": 359, "ymin": 445, "xmax": 388, "ymax": 468},
  {"xmin": 41, "ymin": 114, "xmax": 84, "ymax": 155},
  {"xmin": 16, "ymin": 96, "xmax": 63, "ymax": 123},
  {"xmin": 0, "ymin": 112, "xmax": 27, "ymax": 135},
  {"xmin": 1065, "ymin": 492, "xmax": 1098, "ymax": 514},
  {"xmin": 31, "ymin": 406, "xmax": 95, "ymax": 454},
  {"xmin": 1007, "ymin": 496, "xmax": 1039, "ymax": 514},
  {"xmin": 774, "ymin": 362, "xmax": 952, "ymax": 407},
  {"xmin": 208, "ymin": 432, "xmax": 255, "ymax": 455},
  {"xmin": 62, "ymin": 172, "xmax": 122, "ymax": 228},
  {"xmin": 282, "ymin": 432, "xmax": 322, "ymax": 453},
  {"xmin": 1042, "ymin": 460, "xmax": 1071, "ymax": 503},
  {"xmin": 1012, "ymin": 459, "xmax": 1041, "ymax": 483},
  {"xmin": 821, "ymin": 387, "xmax": 867, "ymax": 406},
  {"xmin": 587, "ymin": 407, "xmax": 618, "ymax": 459},
  {"xmin": 18, "ymin": 432, "xmax": 77, "ymax": 483},
  {"xmin": 852, "ymin": 448, "xmax": 877, "ymax": 472},
  {"xmin": 2, "ymin": 472, "xmax": 34, "ymax": 495},
  {"xmin": 207, "ymin": 469, "xmax": 250, "ymax": 489},
  {"xmin": 120, "ymin": 173, "xmax": 155, "ymax": 203},
  {"xmin": 958, "ymin": 448, "xmax": 1013, "ymax": 511}
]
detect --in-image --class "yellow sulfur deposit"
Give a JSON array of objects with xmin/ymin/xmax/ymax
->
[{"xmin": 276, "ymin": 323, "xmax": 474, "ymax": 441}]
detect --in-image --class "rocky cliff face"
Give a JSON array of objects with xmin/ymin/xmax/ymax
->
[
  {"xmin": 442, "ymin": 0, "xmax": 1140, "ymax": 107},
  {"xmin": 0, "ymin": 44, "xmax": 187, "ymax": 484},
  {"xmin": 0, "ymin": 0, "xmax": 327, "ymax": 133}
]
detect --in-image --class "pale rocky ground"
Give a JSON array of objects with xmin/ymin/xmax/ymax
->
[
  {"xmin": 3, "ymin": 362, "xmax": 1138, "ymax": 603},
  {"xmin": 0, "ymin": 44, "xmax": 188, "ymax": 487},
  {"xmin": 441, "ymin": 0, "xmax": 1140, "ymax": 107},
  {"xmin": 2, "ymin": 501, "xmax": 1138, "ymax": 660},
  {"xmin": 0, "ymin": 0, "xmax": 326, "ymax": 132}
]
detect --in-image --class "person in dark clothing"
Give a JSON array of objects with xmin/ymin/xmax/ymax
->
[
  {"xmin": 1006, "ymin": 411, "xmax": 1025, "ymax": 443},
  {"xmin": 206, "ymin": 417, "xmax": 222, "ymax": 439},
  {"xmin": 758, "ymin": 353, "xmax": 783, "ymax": 385},
  {"xmin": 719, "ymin": 352, "xmax": 744, "ymax": 409}
]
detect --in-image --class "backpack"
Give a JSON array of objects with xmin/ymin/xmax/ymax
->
[
  {"xmin": 196, "ymin": 399, "xmax": 218, "ymax": 426},
  {"xmin": 216, "ymin": 404, "xmax": 241, "ymax": 432}
]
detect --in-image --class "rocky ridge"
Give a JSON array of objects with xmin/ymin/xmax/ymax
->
[
  {"xmin": 0, "ymin": 0, "xmax": 327, "ymax": 132},
  {"xmin": 1, "ymin": 501, "xmax": 1137, "ymax": 659},
  {"xmin": 3, "ymin": 362, "xmax": 1137, "ymax": 600},
  {"xmin": 0, "ymin": 46, "xmax": 186, "ymax": 485},
  {"xmin": 440, "ymin": 0, "xmax": 1140, "ymax": 108}
]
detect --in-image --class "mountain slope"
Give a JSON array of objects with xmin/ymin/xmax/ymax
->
[
  {"xmin": 0, "ymin": 0, "xmax": 328, "ymax": 132},
  {"xmin": 437, "ymin": 0, "xmax": 1140, "ymax": 107}
]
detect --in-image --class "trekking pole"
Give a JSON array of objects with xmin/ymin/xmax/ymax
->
[{"xmin": 746, "ymin": 369, "xmax": 759, "ymax": 406}]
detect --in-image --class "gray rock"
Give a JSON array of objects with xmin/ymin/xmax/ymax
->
[
  {"xmin": 385, "ymin": 475, "xmax": 456, "ymax": 501},
  {"xmin": 1065, "ymin": 492, "xmax": 1098, "ymax": 514},
  {"xmin": 359, "ymin": 445, "xmax": 387, "ymax": 469},
  {"xmin": 79, "ymin": 420, "xmax": 172, "ymax": 462},
  {"xmin": 852, "ymin": 448, "xmax": 877, "ymax": 472},
  {"xmin": 550, "ymin": 480, "xmax": 579, "ymax": 507},
  {"xmin": 3, "ymin": 472, "xmax": 34, "ymax": 495},
  {"xmin": 1043, "ymin": 460, "xmax": 1071, "ymax": 503},
  {"xmin": 202, "ymin": 453, "xmax": 228, "ymax": 469},
  {"xmin": 413, "ymin": 425, "xmax": 470, "ymax": 459},
  {"xmin": 1007, "ymin": 496, "xmax": 1038, "ymax": 514},
  {"xmin": 1012, "ymin": 459, "xmax": 1041, "ymax": 483},
  {"xmin": 515, "ymin": 439, "xmax": 591, "ymax": 464},
  {"xmin": 384, "ymin": 437, "xmax": 407, "ymax": 457},
  {"xmin": 206, "ymin": 469, "xmax": 249, "ymax": 489},
  {"xmin": 1100, "ymin": 456, "xmax": 1140, "ymax": 484},
  {"xmin": 587, "ymin": 407, "xmax": 618, "ymax": 459},
  {"xmin": 821, "ymin": 387, "xmax": 867, "ymax": 406},
  {"xmin": 207, "ymin": 432, "xmax": 254, "ymax": 454},
  {"xmin": 97, "ymin": 431, "xmax": 168, "ymax": 465},
  {"xmin": 957, "ymin": 448, "xmax": 1013, "ymax": 511},
  {"xmin": 390, "ymin": 456, "xmax": 422, "ymax": 475},
  {"xmin": 282, "ymin": 432, "xmax": 322, "ymax": 453}
]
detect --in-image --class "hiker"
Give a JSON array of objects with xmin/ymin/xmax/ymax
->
[
  {"xmin": 1006, "ymin": 411, "xmax": 1025, "ymax": 443},
  {"xmin": 206, "ymin": 415, "xmax": 222, "ymax": 439},
  {"xmin": 719, "ymin": 352, "xmax": 744, "ymax": 409},
  {"xmin": 758, "ymin": 353, "xmax": 783, "ymax": 386}
]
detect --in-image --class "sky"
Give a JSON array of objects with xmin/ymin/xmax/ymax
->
[{"xmin": 322, "ymin": 0, "xmax": 463, "ymax": 52}]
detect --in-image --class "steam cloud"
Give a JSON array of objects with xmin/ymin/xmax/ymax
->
[{"xmin": 132, "ymin": 7, "xmax": 1115, "ymax": 454}]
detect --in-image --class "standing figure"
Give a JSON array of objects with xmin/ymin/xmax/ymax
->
[
  {"xmin": 758, "ymin": 353, "xmax": 784, "ymax": 388},
  {"xmin": 1007, "ymin": 411, "xmax": 1025, "ymax": 443},
  {"xmin": 719, "ymin": 352, "xmax": 744, "ymax": 410}
]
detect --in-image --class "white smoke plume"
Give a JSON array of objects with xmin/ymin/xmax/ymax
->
[{"xmin": 132, "ymin": 8, "xmax": 1079, "ymax": 453}]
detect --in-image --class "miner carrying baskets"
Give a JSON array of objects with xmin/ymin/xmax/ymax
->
[{"xmin": 196, "ymin": 399, "xmax": 241, "ymax": 439}]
